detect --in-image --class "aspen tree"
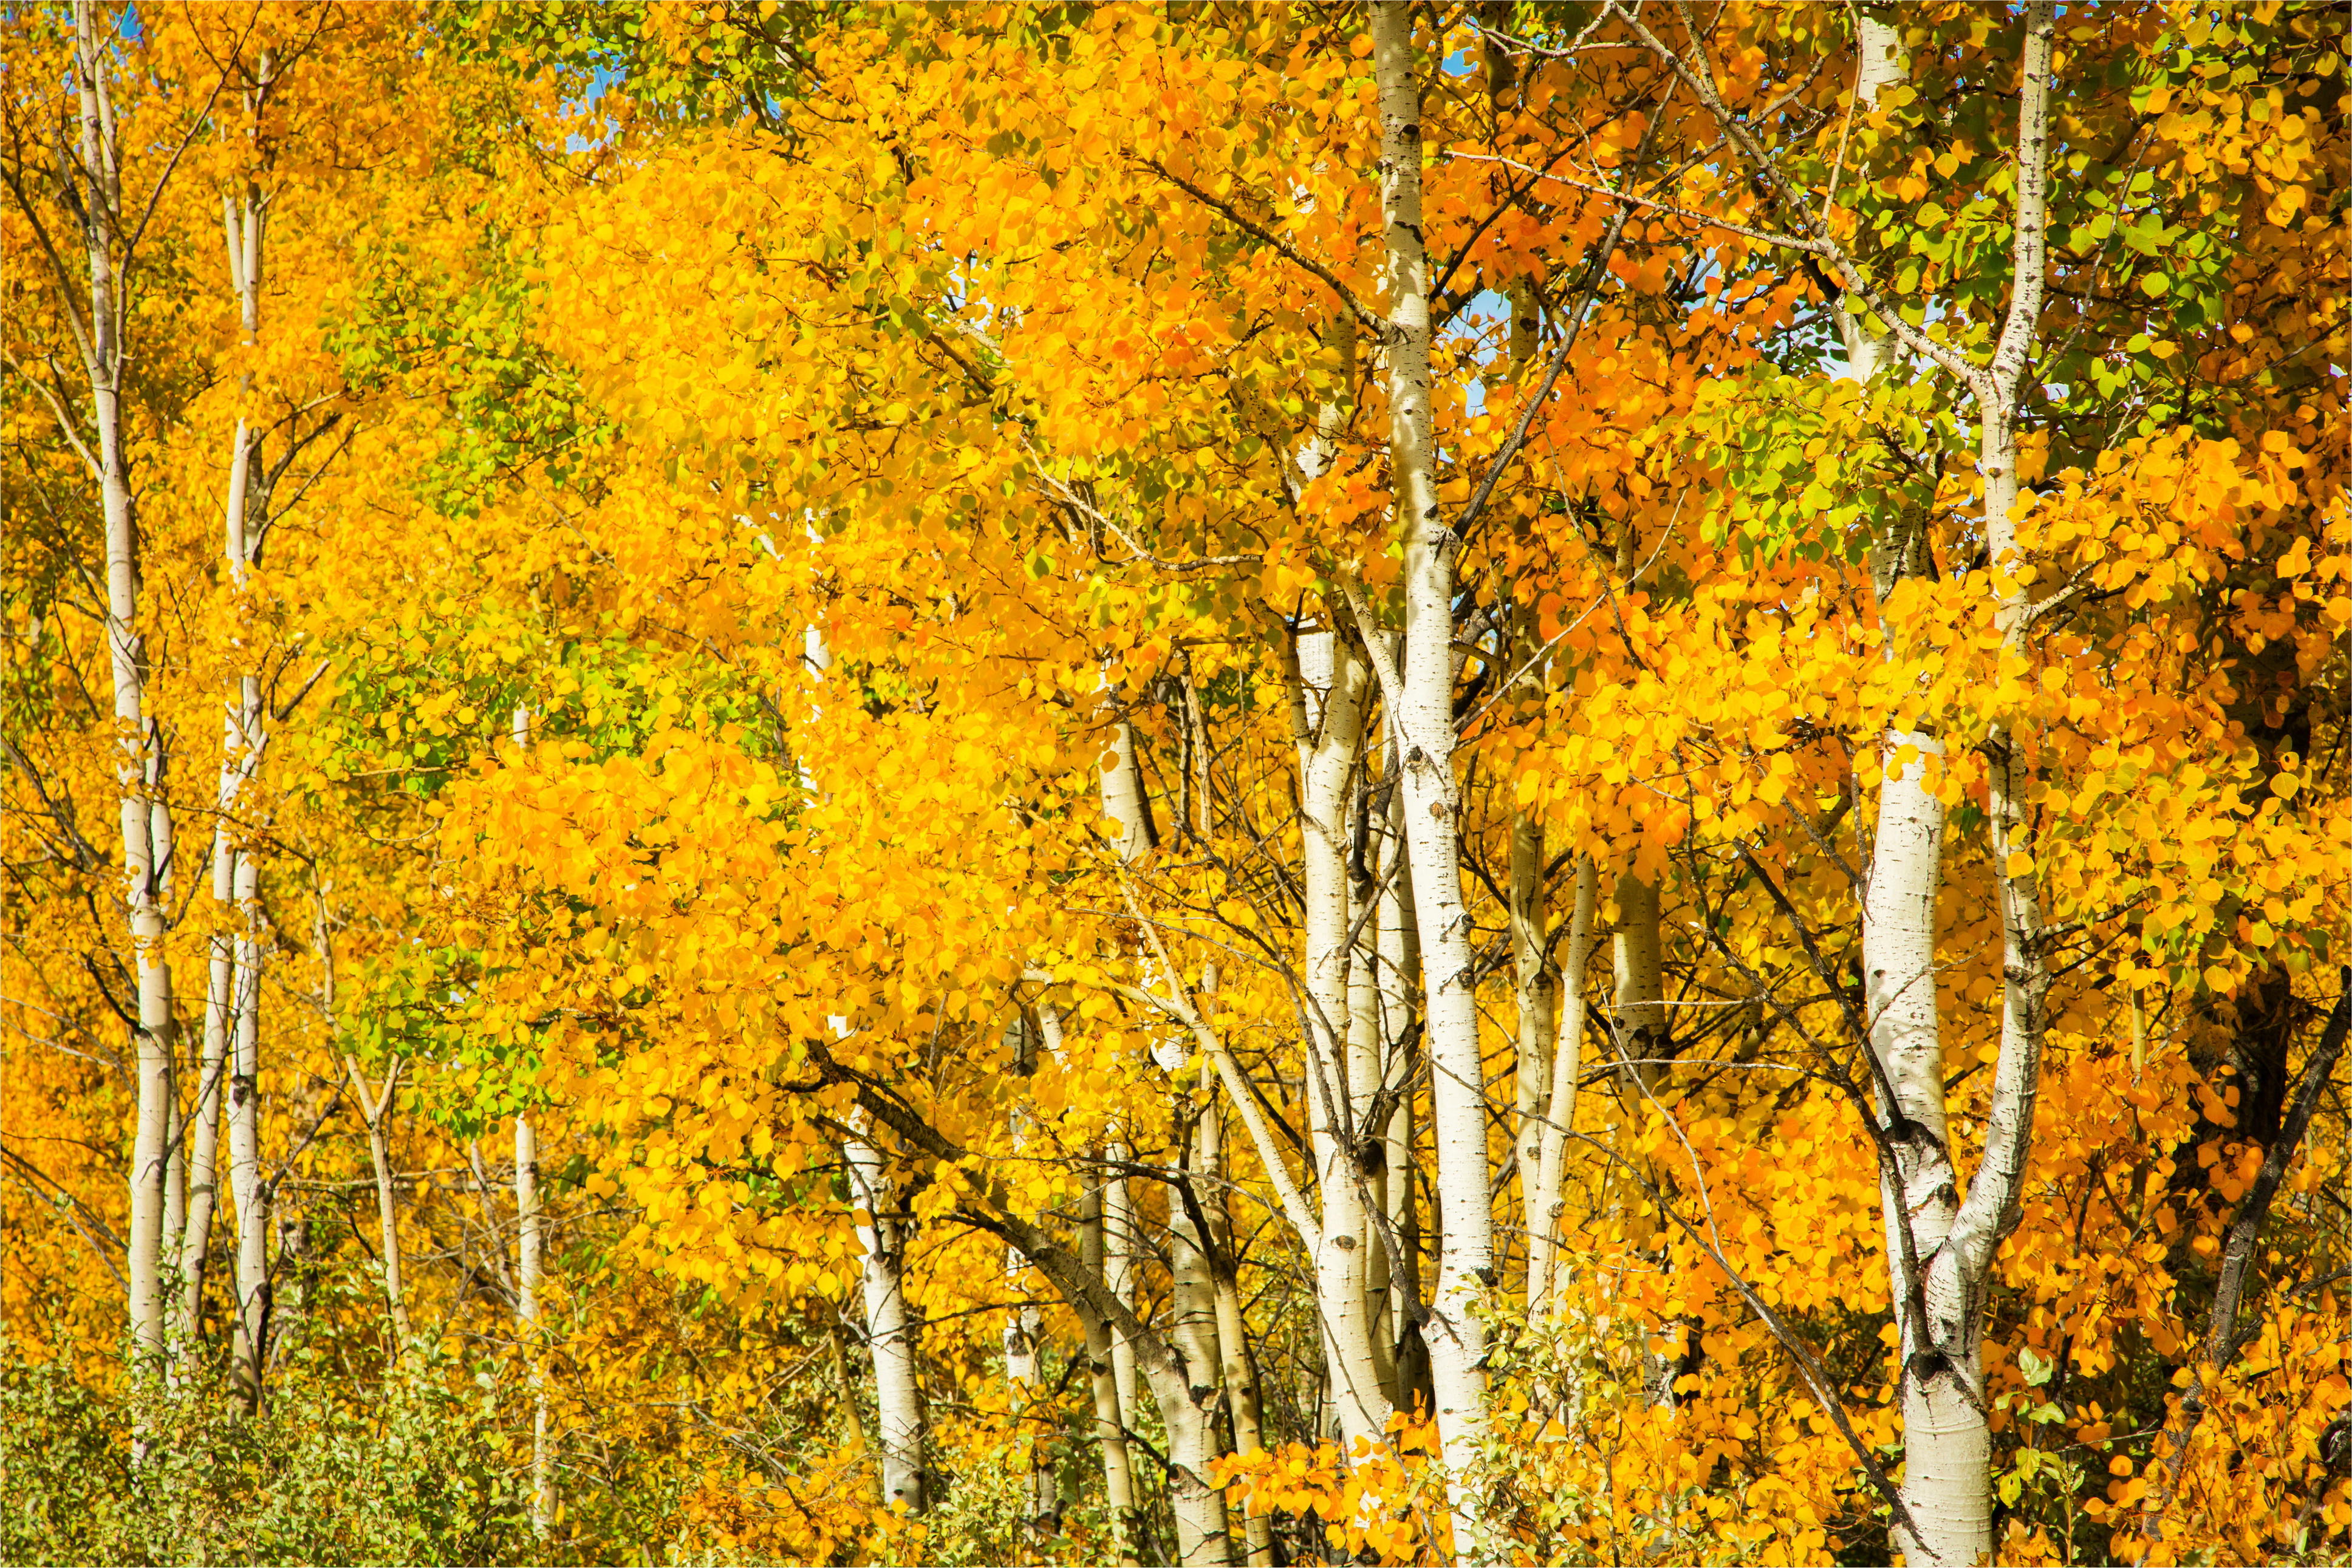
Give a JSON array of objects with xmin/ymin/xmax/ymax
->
[
  {"xmin": 1492, "ymin": 38, "xmax": 1556, "ymax": 1298},
  {"xmin": 799, "ymin": 619, "xmax": 929, "ymax": 1518},
  {"xmin": 8, "ymin": 0, "xmax": 188, "ymax": 1377},
  {"xmin": 1603, "ymin": 4, "xmax": 2063, "ymax": 1555},
  {"xmin": 1096, "ymin": 709, "xmax": 1154, "ymax": 1437},
  {"xmin": 846, "ymin": 1130, "xmax": 924, "ymax": 1514},
  {"xmin": 1526, "ymin": 859, "xmax": 1596, "ymax": 1317},
  {"xmin": 1349, "ymin": 2, "xmax": 1495, "ymax": 1542},
  {"xmin": 516, "ymin": 1112, "xmax": 552, "ymax": 1532},
  {"xmin": 217, "ymin": 83, "xmax": 275, "ymax": 1416},
  {"xmin": 1000, "ymin": 1011, "xmax": 1062, "ymax": 1543},
  {"xmin": 1290, "ymin": 629, "xmax": 1390, "ymax": 1447},
  {"xmin": 1166, "ymin": 1105, "xmax": 1223, "ymax": 1445},
  {"xmin": 1198, "ymin": 1077, "xmax": 1274, "ymax": 1567},
  {"xmin": 1076, "ymin": 1174, "xmax": 1143, "ymax": 1565},
  {"xmin": 1375, "ymin": 749, "xmax": 1423, "ymax": 1386},
  {"xmin": 342, "ymin": 1055, "xmax": 409, "ymax": 1347}
]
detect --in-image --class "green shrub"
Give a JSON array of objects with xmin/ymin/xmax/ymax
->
[{"xmin": 0, "ymin": 1340, "xmax": 533, "ymax": 1566}]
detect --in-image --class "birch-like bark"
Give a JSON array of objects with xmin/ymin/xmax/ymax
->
[
  {"xmin": 1377, "ymin": 766, "xmax": 1423, "ymax": 1360},
  {"xmin": 1031, "ymin": 990, "xmax": 1138, "ymax": 1564},
  {"xmin": 517, "ymin": 1113, "xmax": 553, "ymax": 1535},
  {"xmin": 1352, "ymin": 835, "xmax": 1395, "ymax": 1387},
  {"xmin": 176, "ymin": 939, "xmax": 230, "ymax": 1371},
  {"xmin": 1508, "ymin": 810, "xmax": 1554, "ymax": 1275},
  {"xmin": 1169, "ymin": 1108, "xmax": 1223, "ymax": 1419},
  {"xmin": 1003, "ymin": 1278, "xmax": 1059, "ymax": 1538},
  {"xmin": 1291, "ymin": 631, "xmax": 1390, "ymax": 1447},
  {"xmin": 1078, "ymin": 1182, "xmax": 1142, "ymax": 1566},
  {"xmin": 1499, "ymin": 276, "xmax": 1556, "ymax": 1303},
  {"xmin": 1364, "ymin": 3, "xmax": 1492, "ymax": 1541},
  {"xmin": 1832, "ymin": 12, "xmax": 1908, "ymax": 382},
  {"xmin": 795, "ymin": 621, "xmax": 927, "ymax": 1519},
  {"xmin": 50, "ymin": 0, "xmax": 176, "ymax": 1374},
  {"xmin": 1610, "ymin": 873, "xmax": 1666, "ymax": 1092},
  {"xmin": 1202, "ymin": 1095, "xmax": 1274, "ymax": 1567},
  {"xmin": 225, "ymin": 860, "xmax": 269, "ymax": 1411},
  {"xmin": 217, "ymin": 174, "xmax": 278, "ymax": 1413},
  {"xmin": 346, "ymin": 1057, "xmax": 409, "ymax": 1347},
  {"xmin": 1094, "ymin": 725, "xmax": 1152, "ymax": 1450},
  {"xmin": 1882, "ymin": 12, "xmax": 2057, "ymax": 1561},
  {"xmin": 847, "ymin": 1130, "xmax": 925, "ymax": 1513},
  {"xmin": 1003, "ymin": 1151, "xmax": 1231, "ymax": 1567},
  {"xmin": 172, "ymin": 311, "xmax": 262, "ymax": 1377},
  {"xmin": 1002, "ymin": 1014, "xmax": 1060, "ymax": 1539},
  {"xmin": 1527, "ymin": 859, "xmax": 1596, "ymax": 1317},
  {"xmin": 1101, "ymin": 719, "xmax": 1157, "ymax": 864},
  {"xmin": 1349, "ymin": 807, "xmax": 1408, "ymax": 1410},
  {"xmin": 1105, "ymin": 1161, "xmax": 1140, "ymax": 1431},
  {"xmin": 160, "ymin": 1092, "xmax": 184, "ymax": 1324}
]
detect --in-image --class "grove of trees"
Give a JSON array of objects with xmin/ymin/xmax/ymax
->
[{"xmin": 4, "ymin": 2, "xmax": 2345, "ymax": 1564}]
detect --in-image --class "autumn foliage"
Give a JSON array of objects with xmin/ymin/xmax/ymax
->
[{"xmin": 4, "ymin": 2, "xmax": 2346, "ymax": 1565}]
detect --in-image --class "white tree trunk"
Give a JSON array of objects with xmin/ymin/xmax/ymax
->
[
  {"xmin": 214, "ymin": 171, "xmax": 276, "ymax": 1414},
  {"xmin": 1292, "ymin": 631, "xmax": 1390, "ymax": 1447},
  {"xmin": 175, "ymin": 936, "xmax": 231, "ymax": 1371},
  {"xmin": 1169, "ymin": 1111, "xmax": 1223, "ymax": 1416},
  {"xmin": 1105, "ymin": 1161, "xmax": 1140, "ymax": 1433},
  {"xmin": 1528, "ymin": 859, "xmax": 1596, "ymax": 1317},
  {"xmin": 1509, "ymin": 811, "xmax": 1553, "ymax": 1287},
  {"xmin": 1202, "ymin": 1096, "xmax": 1275, "ymax": 1567},
  {"xmin": 847, "ymin": 1131, "xmax": 925, "ymax": 1513},
  {"xmin": 1376, "ymin": 767, "xmax": 1422, "ymax": 1361},
  {"xmin": 61, "ymin": 0, "xmax": 174, "ymax": 1375},
  {"xmin": 346, "ymin": 1058, "xmax": 409, "ymax": 1346},
  {"xmin": 1833, "ymin": 11, "xmax": 1909, "ymax": 381},
  {"xmin": 1078, "ymin": 1182, "xmax": 1142, "ymax": 1566},
  {"xmin": 1890, "ymin": 12, "xmax": 2058, "ymax": 1562},
  {"xmin": 225, "ymin": 864, "xmax": 269, "ymax": 1410},
  {"xmin": 1002, "ymin": 1014, "xmax": 1060, "ymax": 1539},
  {"xmin": 1101, "ymin": 718, "xmax": 1156, "ymax": 863},
  {"xmin": 1366, "ymin": 3, "xmax": 1492, "ymax": 1544},
  {"xmin": 1003, "ymin": 1278, "xmax": 1059, "ymax": 1537},
  {"xmin": 1154, "ymin": 1366, "xmax": 1234, "ymax": 1568},
  {"xmin": 1094, "ymin": 710, "xmax": 1153, "ymax": 1440},
  {"xmin": 1609, "ymin": 873, "xmax": 1666, "ymax": 1091},
  {"xmin": 516, "ymin": 1113, "xmax": 552, "ymax": 1536}
]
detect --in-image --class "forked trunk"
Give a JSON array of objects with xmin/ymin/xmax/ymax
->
[
  {"xmin": 63, "ymin": 0, "xmax": 175, "ymax": 1379},
  {"xmin": 1367, "ymin": 2, "xmax": 1492, "ymax": 1544},
  {"xmin": 1292, "ymin": 630, "xmax": 1389, "ymax": 1446},
  {"xmin": 1886, "ymin": 12, "xmax": 2057, "ymax": 1560}
]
